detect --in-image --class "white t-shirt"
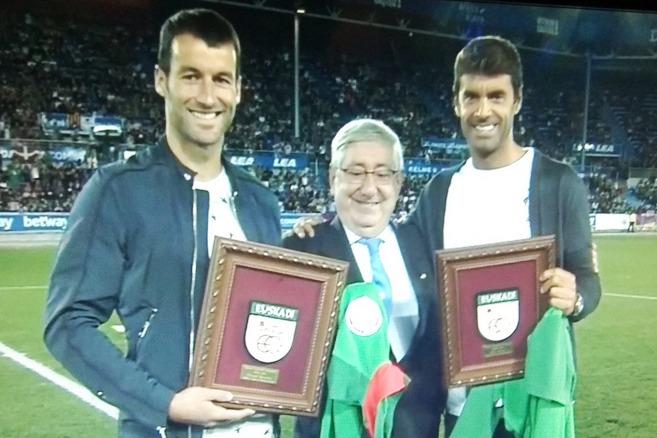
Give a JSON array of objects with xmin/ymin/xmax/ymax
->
[
  {"xmin": 443, "ymin": 148, "xmax": 534, "ymax": 416},
  {"xmin": 193, "ymin": 170, "xmax": 247, "ymax": 257},
  {"xmin": 344, "ymin": 225, "xmax": 419, "ymax": 361},
  {"xmin": 193, "ymin": 171, "xmax": 272, "ymax": 437}
]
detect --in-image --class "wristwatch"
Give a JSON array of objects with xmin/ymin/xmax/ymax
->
[{"xmin": 572, "ymin": 293, "xmax": 584, "ymax": 317}]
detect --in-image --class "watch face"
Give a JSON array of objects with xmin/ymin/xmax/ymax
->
[{"xmin": 574, "ymin": 295, "xmax": 584, "ymax": 315}]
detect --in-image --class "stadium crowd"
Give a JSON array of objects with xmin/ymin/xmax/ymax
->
[
  {"xmin": 1, "ymin": 9, "xmax": 656, "ymax": 216},
  {"xmin": 586, "ymin": 173, "xmax": 631, "ymax": 214},
  {"xmin": 634, "ymin": 178, "xmax": 657, "ymax": 212},
  {"xmin": 0, "ymin": 151, "xmax": 93, "ymax": 212}
]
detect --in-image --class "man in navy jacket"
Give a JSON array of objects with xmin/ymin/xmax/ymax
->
[{"xmin": 44, "ymin": 9, "xmax": 281, "ymax": 437}]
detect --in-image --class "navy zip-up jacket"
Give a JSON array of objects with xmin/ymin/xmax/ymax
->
[{"xmin": 44, "ymin": 137, "xmax": 281, "ymax": 436}]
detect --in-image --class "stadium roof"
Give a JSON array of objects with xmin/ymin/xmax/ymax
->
[{"xmin": 204, "ymin": 0, "xmax": 657, "ymax": 58}]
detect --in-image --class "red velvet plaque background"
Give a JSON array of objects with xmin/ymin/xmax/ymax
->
[
  {"xmin": 457, "ymin": 259, "xmax": 538, "ymax": 367},
  {"xmin": 213, "ymin": 265, "xmax": 322, "ymax": 393}
]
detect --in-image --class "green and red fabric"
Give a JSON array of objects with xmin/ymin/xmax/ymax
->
[
  {"xmin": 320, "ymin": 282, "xmax": 393, "ymax": 438},
  {"xmin": 363, "ymin": 363, "xmax": 410, "ymax": 438},
  {"xmin": 452, "ymin": 308, "xmax": 576, "ymax": 438}
]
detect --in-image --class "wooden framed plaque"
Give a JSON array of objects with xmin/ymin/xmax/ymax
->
[
  {"xmin": 436, "ymin": 236, "xmax": 556, "ymax": 388},
  {"xmin": 190, "ymin": 237, "xmax": 348, "ymax": 416}
]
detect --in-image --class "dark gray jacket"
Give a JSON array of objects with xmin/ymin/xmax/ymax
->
[
  {"xmin": 409, "ymin": 149, "xmax": 601, "ymax": 321},
  {"xmin": 44, "ymin": 138, "xmax": 281, "ymax": 437}
]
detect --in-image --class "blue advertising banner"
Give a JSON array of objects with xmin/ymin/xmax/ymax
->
[
  {"xmin": 1, "ymin": 212, "xmax": 309, "ymax": 235},
  {"xmin": 0, "ymin": 213, "xmax": 69, "ymax": 233},
  {"xmin": 39, "ymin": 112, "xmax": 124, "ymax": 137},
  {"xmin": 405, "ymin": 159, "xmax": 449, "ymax": 175},
  {"xmin": 40, "ymin": 113, "xmax": 69, "ymax": 131},
  {"xmin": 227, "ymin": 152, "xmax": 309, "ymax": 170},
  {"xmin": 573, "ymin": 143, "xmax": 622, "ymax": 157},
  {"xmin": 47, "ymin": 146, "xmax": 87, "ymax": 163},
  {"xmin": 422, "ymin": 137, "xmax": 468, "ymax": 153},
  {"xmin": 0, "ymin": 145, "xmax": 87, "ymax": 164},
  {"xmin": 0, "ymin": 146, "xmax": 14, "ymax": 162},
  {"xmin": 92, "ymin": 116, "xmax": 124, "ymax": 137},
  {"xmin": 280, "ymin": 213, "xmax": 309, "ymax": 233}
]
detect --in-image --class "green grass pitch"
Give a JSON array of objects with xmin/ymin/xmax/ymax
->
[{"xmin": 0, "ymin": 235, "xmax": 655, "ymax": 437}]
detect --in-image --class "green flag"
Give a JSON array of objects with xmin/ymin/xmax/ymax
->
[{"xmin": 320, "ymin": 282, "xmax": 392, "ymax": 438}]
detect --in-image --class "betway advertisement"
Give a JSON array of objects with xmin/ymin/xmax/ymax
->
[
  {"xmin": 0, "ymin": 212, "xmax": 307, "ymax": 234},
  {"xmin": 0, "ymin": 213, "xmax": 69, "ymax": 233}
]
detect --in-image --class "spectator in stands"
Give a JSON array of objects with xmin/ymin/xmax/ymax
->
[
  {"xmin": 635, "ymin": 177, "xmax": 657, "ymax": 211},
  {"xmin": 44, "ymin": 9, "xmax": 281, "ymax": 437},
  {"xmin": 586, "ymin": 173, "xmax": 630, "ymax": 214}
]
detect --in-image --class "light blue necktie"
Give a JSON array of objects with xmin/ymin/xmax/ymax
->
[{"xmin": 360, "ymin": 238, "xmax": 393, "ymax": 319}]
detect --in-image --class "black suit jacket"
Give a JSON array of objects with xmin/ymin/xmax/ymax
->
[{"xmin": 283, "ymin": 217, "xmax": 446, "ymax": 438}]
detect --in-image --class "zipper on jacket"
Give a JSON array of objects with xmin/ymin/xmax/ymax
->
[
  {"xmin": 136, "ymin": 308, "xmax": 158, "ymax": 349},
  {"xmin": 229, "ymin": 190, "xmax": 238, "ymax": 216},
  {"xmin": 189, "ymin": 189, "xmax": 198, "ymax": 371},
  {"xmin": 188, "ymin": 189, "xmax": 198, "ymax": 438}
]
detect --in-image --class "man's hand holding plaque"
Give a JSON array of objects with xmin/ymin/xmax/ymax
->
[
  {"xmin": 437, "ymin": 236, "xmax": 556, "ymax": 387},
  {"xmin": 190, "ymin": 238, "xmax": 348, "ymax": 417},
  {"xmin": 168, "ymin": 387, "xmax": 255, "ymax": 427}
]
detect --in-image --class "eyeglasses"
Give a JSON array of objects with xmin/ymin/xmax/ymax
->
[{"xmin": 338, "ymin": 167, "xmax": 400, "ymax": 185}]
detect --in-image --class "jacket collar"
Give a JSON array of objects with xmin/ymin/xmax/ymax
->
[
  {"xmin": 153, "ymin": 135, "xmax": 197, "ymax": 179},
  {"xmin": 329, "ymin": 216, "xmax": 364, "ymax": 284},
  {"xmin": 154, "ymin": 135, "xmax": 245, "ymax": 189},
  {"xmin": 153, "ymin": 136, "xmax": 261, "ymax": 237}
]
